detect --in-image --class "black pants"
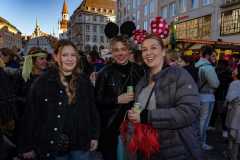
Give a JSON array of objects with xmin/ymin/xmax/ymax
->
[{"xmin": 98, "ymin": 129, "xmax": 118, "ymax": 160}]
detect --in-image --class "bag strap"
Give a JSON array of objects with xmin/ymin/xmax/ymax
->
[{"xmin": 143, "ymin": 83, "xmax": 156, "ymax": 110}]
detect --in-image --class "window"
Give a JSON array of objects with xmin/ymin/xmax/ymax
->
[
  {"xmin": 93, "ymin": 25, "xmax": 97, "ymax": 32},
  {"xmin": 137, "ymin": 0, "xmax": 141, "ymax": 6},
  {"xmin": 176, "ymin": 15, "xmax": 211, "ymax": 39},
  {"xmin": 144, "ymin": 4, "xmax": 149, "ymax": 16},
  {"xmin": 100, "ymin": 25, "xmax": 105, "ymax": 33},
  {"xmin": 86, "ymin": 35, "xmax": 90, "ymax": 42},
  {"xmin": 221, "ymin": 9, "xmax": 240, "ymax": 35},
  {"xmin": 100, "ymin": 36, "xmax": 104, "ymax": 43},
  {"xmin": 133, "ymin": 0, "xmax": 137, "ymax": 9},
  {"xmin": 202, "ymin": 0, "xmax": 211, "ymax": 6},
  {"xmin": 93, "ymin": 16, "xmax": 97, "ymax": 21},
  {"xmin": 179, "ymin": 0, "xmax": 187, "ymax": 13},
  {"xmin": 191, "ymin": 0, "xmax": 199, "ymax": 9},
  {"xmin": 93, "ymin": 35, "xmax": 97, "ymax": 42},
  {"xmin": 161, "ymin": 6, "xmax": 168, "ymax": 18},
  {"xmin": 169, "ymin": 3, "xmax": 176, "ymax": 17},
  {"xmin": 144, "ymin": 21, "xmax": 148, "ymax": 30},
  {"xmin": 86, "ymin": 25, "xmax": 90, "ymax": 32},
  {"xmin": 137, "ymin": 11, "xmax": 140, "ymax": 21},
  {"xmin": 150, "ymin": 0, "xmax": 156, "ymax": 14},
  {"xmin": 100, "ymin": 16, "xmax": 104, "ymax": 22}
]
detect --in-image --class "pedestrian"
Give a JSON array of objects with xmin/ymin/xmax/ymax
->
[
  {"xmin": 225, "ymin": 64, "xmax": 240, "ymax": 160},
  {"xmin": 126, "ymin": 33, "xmax": 203, "ymax": 160},
  {"xmin": 195, "ymin": 45, "xmax": 220, "ymax": 150},
  {"xmin": 95, "ymin": 35, "xmax": 144, "ymax": 160},
  {"xmin": 0, "ymin": 67, "xmax": 17, "ymax": 160},
  {"xmin": 19, "ymin": 40, "xmax": 100, "ymax": 160}
]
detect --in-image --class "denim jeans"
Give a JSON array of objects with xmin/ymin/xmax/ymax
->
[
  {"xmin": 199, "ymin": 101, "xmax": 214, "ymax": 145},
  {"xmin": 49, "ymin": 150, "xmax": 95, "ymax": 160}
]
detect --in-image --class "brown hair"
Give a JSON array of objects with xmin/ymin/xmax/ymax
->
[
  {"xmin": 54, "ymin": 40, "xmax": 81, "ymax": 104},
  {"xmin": 110, "ymin": 35, "xmax": 131, "ymax": 50},
  {"xmin": 143, "ymin": 34, "xmax": 165, "ymax": 49}
]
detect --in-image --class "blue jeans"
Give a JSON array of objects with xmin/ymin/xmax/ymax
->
[
  {"xmin": 199, "ymin": 101, "xmax": 214, "ymax": 145},
  {"xmin": 49, "ymin": 150, "xmax": 95, "ymax": 160}
]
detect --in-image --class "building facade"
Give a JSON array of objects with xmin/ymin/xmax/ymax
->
[
  {"xmin": 68, "ymin": 10, "xmax": 109, "ymax": 51},
  {"xmin": 117, "ymin": 0, "xmax": 240, "ymax": 42},
  {"xmin": 68, "ymin": 0, "xmax": 116, "ymax": 52},
  {"xmin": 0, "ymin": 16, "xmax": 22, "ymax": 49},
  {"xmin": 59, "ymin": 0, "xmax": 69, "ymax": 39}
]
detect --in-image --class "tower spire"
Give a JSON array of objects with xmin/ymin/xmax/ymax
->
[{"xmin": 62, "ymin": 0, "xmax": 68, "ymax": 14}]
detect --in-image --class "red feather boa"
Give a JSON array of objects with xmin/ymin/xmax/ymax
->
[{"xmin": 120, "ymin": 120, "xmax": 160, "ymax": 159}]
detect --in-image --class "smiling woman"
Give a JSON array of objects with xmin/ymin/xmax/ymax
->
[{"xmin": 19, "ymin": 40, "xmax": 100, "ymax": 160}]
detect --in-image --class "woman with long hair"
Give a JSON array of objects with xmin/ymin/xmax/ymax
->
[
  {"xmin": 127, "ymin": 34, "xmax": 203, "ymax": 159},
  {"xmin": 19, "ymin": 40, "xmax": 100, "ymax": 160}
]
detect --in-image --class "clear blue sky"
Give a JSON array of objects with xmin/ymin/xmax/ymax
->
[{"xmin": 0, "ymin": 0, "xmax": 82, "ymax": 35}]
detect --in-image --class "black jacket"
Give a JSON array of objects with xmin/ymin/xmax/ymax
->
[
  {"xmin": 95, "ymin": 62, "xmax": 144, "ymax": 131},
  {"xmin": 19, "ymin": 69, "xmax": 100, "ymax": 156},
  {"xmin": 136, "ymin": 66, "xmax": 203, "ymax": 160}
]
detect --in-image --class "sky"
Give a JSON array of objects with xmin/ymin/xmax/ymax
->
[{"xmin": 0, "ymin": 0, "xmax": 82, "ymax": 35}]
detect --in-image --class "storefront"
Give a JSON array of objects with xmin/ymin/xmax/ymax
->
[
  {"xmin": 175, "ymin": 15, "xmax": 211, "ymax": 40},
  {"xmin": 220, "ymin": 8, "xmax": 240, "ymax": 36}
]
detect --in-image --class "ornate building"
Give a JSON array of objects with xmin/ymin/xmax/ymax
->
[
  {"xmin": 68, "ymin": 0, "xmax": 116, "ymax": 52},
  {"xmin": 59, "ymin": 0, "xmax": 69, "ymax": 39},
  {"xmin": 31, "ymin": 18, "xmax": 48, "ymax": 38},
  {"xmin": 0, "ymin": 16, "xmax": 22, "ymax": 49},
  {"xmin": 79, "ymin": 0, "xmax": 116, "ymax": 22}
]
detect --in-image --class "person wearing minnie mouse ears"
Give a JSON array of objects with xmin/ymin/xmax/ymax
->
[
  {"xmin": 126, "ymin": 17, "xmax": 204, "ymax": 160},
  {"xmin": 95, "ymin": 21, "xmax": 144, "ymax": 160}
]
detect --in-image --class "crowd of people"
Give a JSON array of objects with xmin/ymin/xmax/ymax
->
[{"xmin": 0, "ymin": 36, "xmax": 240, "ymax": 160}]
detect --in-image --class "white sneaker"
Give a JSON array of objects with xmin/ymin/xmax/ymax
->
[
  {"xmin": 222, "ymin": 131, "xmax": 228, "ymax": 138},
  {"xmin": 202, "ymin": 144, "xmax": 214, "ymax": 150}
]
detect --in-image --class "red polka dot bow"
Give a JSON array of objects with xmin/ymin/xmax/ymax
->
[
  {"xmin": 133, "ymin": 29, "xmax": 147, "ymax": 44},
  {"xmin": 151, "ymin": 16, "xmax": 169, "ymax": 39}
]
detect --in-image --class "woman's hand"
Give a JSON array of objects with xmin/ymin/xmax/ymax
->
[
  {"xmin": 22, "ymin": 150, "xmax": 35, "ymax": 159},
  {"xmin": 118, "ymin": 93, "xmax": 134, "ymax": 104},
  {"xmin": 128, "ymin": 109, "xmax": 140, "ymax": 123},
  {"xmin": 90, "ymin": 139, "xmax": 98, "ymax": 151}
]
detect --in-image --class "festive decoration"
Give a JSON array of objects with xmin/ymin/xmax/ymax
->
[
  {"xmin": 150, "ymin": 16, "xmax": 169, "ymax": 39},
  {"xmin": 120, "ymin": 120, "xmax": 160, "ymax": 159},
  {"xmin": 132, "ymin": 16, "xmax": 170, "ymax": 44},
  {"xmin": 104, "ymin": 21, "xmax": 136, "ymax": 39},
  {"xmin": 133, "ymin": 29, "xmax": 147, "ymax": 44}
]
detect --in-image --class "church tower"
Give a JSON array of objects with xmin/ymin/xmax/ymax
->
[{"xmin": 59, "ymin": 0, "xmax": 69, "ymax": 34}]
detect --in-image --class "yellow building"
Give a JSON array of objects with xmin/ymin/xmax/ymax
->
[
  {"xmin": 79, "ymin": 0, "xmax": 116, "ymax": 22},
  {"xmin": 0, "ymin": 16, "xmax": 22, "ymax": 49}
]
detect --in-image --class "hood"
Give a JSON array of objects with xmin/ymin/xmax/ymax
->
[{"xmin": 195, "ymin": 58, "xmax": 211, "ymax": 68}]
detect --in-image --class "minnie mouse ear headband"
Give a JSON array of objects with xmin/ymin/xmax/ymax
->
[
  {"xmin": 133, "ymin": 16, "xmax": 170, "ymax": 44},
  {"xmin": 104, "ymin": 21, "xmax": 136, "ymax": 39}
]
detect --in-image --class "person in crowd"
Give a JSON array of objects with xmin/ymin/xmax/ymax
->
[
  {"xmin": 95, "ymin": 36, "xmax": 144, "ymax": 160},
  {"xmin": 19, "ymin": 40, "xmax": 100, "ymax": 160},
  {"xmin": 87, "ymin": 50, "xmax": 105, "ymax": 72},
  {"xmin": 0, "ymin": 48, "xmax": 20, "ymax": 74},
  {"xmin": 209, "ymin": 51, "xmax": 217, "ymax": 66},
  {"xmin": 0, "ymin": 66, "xmax": 17, "ymax": 160},
  {"xmin": 181, "ymin": 55, "xmax": 199, "ymax": 83},
  {"xmin": 209, "ymin": 60, "xmax": 232, "ymax": 138},
  {"xmin": 225, "ymin": 64, "xmax": 240, "ymax": 160},
  {"xmin": 195, "ymin": 45, "xmax": 220, "ymax": 150},
  {"xmin": 128, "ymin": 34, "xmax": 203, "ymax": 160}
]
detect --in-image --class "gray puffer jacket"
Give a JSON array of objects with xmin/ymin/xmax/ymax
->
[{"xmin": 135, "ymin": 66, "xmax": 204, "ymax": 160}]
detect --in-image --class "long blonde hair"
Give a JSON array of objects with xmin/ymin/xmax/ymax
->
[{"xmin": 54, "ymin": 40, "xmax": 81, "ymax": 104}]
